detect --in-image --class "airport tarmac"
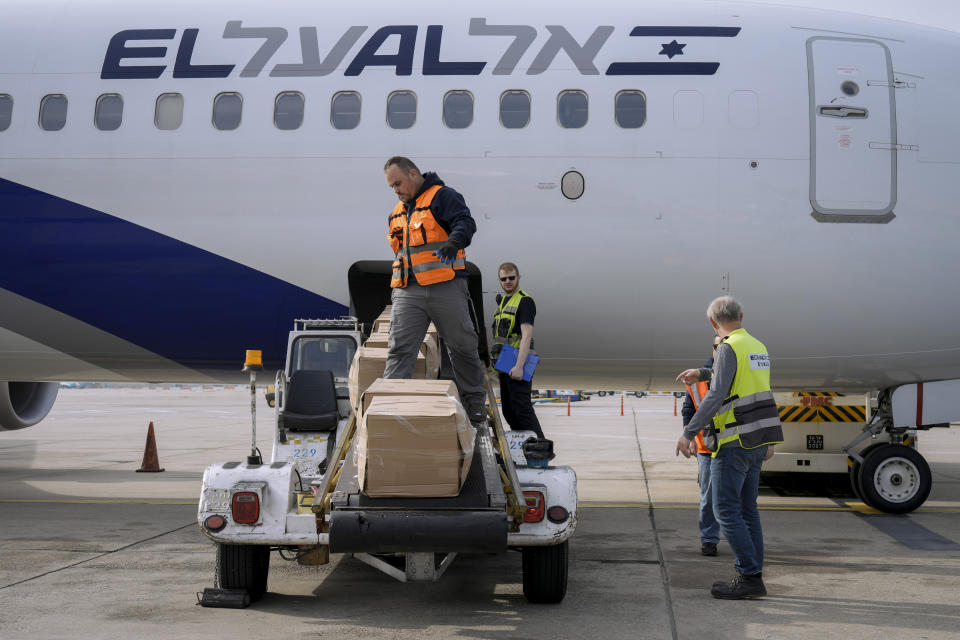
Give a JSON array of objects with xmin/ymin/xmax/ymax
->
[{"xmin": 1, "ymin": 389, "xmax": 959, "ymax": 639}]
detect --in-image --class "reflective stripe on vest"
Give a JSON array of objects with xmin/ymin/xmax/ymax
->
[
  {"xmin": 711, "ymin": 329, "xmax": 784, "ymax": 455},
  {"xmin": 492, "ymin": 289, "xmax": 533, "ymax": 350},
  {"xmin": 388, "ymin": 184, "xmax": 466, "ymax": 288},
  {"xmin": 685, "ymin": 380, "xmax": 713, "ymax": 454}
]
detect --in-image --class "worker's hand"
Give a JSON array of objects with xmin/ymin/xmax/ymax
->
[
  {"xmin": 509, "ymin": 364, "xmax": 523, "ymax": 380},
  {"xmin": 676, "ymin": 368, "xmax": 701, "ymax": 385},
  {"xmin": 675, "ymin": 436, "xmax": 696, "ymax": 458},
  {"xmin": 763, "ymin": 445, "xmax": 775, "ymax": 462},
  {"xmin": 433, "ymin": 240, "xmax": 461, "ymax": 265}
]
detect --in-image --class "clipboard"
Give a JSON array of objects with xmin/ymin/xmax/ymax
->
[{"xmin": 493, "ymin": 344, "xmax": 539, "ymax": 382}]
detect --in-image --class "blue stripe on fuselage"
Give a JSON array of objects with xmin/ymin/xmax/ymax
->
[{"xmin": 0, "ymin": 176, "xmax": 348, "ymax": 372}]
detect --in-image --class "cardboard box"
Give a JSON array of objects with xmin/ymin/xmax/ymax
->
[
  {"xmin": 360, "ymin": 378, "xmax": 458, "ymax": 415},
  {"xmin": 357, "ymin": 395, "xmax": 475, "ymax": 497},
  {"xmin": 363, "ymin": 332, "xmax": 440, "ymax": 378},
  {"xmin": 348, "ymin": 347, "xmax": 426, "ymax": 410}
]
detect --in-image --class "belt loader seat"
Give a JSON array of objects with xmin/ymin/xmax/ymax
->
[{"xmin": 280, "ymin": 369, "xmax": 339, "ymax": 431}]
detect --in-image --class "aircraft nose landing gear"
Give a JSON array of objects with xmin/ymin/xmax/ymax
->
[
  {"xmin": 844, "ymin": 389, "xmax": 934, "ymax": 514},
  {"xmin": 858, "ymin": 444, "xmax": 931, "ymax": 513}
]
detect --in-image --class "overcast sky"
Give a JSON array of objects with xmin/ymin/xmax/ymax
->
[{"xmin": 742, "ymin": 0, "xmax": 960, "ymax": 33}]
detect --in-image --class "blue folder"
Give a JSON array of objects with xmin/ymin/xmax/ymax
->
[{"xmin": 493, "ymin": 345, "xmax": 539, "ymax": 382}]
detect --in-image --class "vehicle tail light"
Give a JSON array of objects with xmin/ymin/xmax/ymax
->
[
  {"xmin": 231, "ymin": 491, "xmax": 260, "ymax": 524},
  {"xmin": 523, "ymin": 491, "xmax": 545, "ymax": 523}
]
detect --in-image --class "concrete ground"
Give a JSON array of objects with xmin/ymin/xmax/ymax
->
[{"xmin": 1, "ymin": 389, "xmax": 958, "ymax": 639}]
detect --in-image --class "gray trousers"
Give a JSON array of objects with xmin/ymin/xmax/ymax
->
[{"xmin": 385, "ymin": 278, "xmax": 487, "ymax": 415}]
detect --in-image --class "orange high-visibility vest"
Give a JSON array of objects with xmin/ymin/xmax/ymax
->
[
  {"xmin": 388, "ymin": 185, "xmax": 466, "ymax": 288},
  {"xmin": 685, "ymin": 380, "xmax": 712, "ymax": 454}
]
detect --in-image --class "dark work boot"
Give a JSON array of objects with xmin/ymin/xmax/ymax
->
[
  {"xmin": 710, "ymin": 573, "xmax": 767, "ymax": 599},
  {"xmin": 701, "ymin": 542, "xmax": 718, "ymax": 556}
]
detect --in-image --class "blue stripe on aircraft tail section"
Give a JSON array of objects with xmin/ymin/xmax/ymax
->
[{"xmin": 0, "ymin": 176, "xmax": 348, "ymax": 372}]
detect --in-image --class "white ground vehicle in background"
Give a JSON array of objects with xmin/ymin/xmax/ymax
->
[{"xmin": 198, "ymin": 306, "xmax": 577, "ymax": 605}]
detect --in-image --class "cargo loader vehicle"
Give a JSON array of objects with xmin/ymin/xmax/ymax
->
[{"xmin": 198, "ymin": 289, "xmax": 577, "ymax": 606}]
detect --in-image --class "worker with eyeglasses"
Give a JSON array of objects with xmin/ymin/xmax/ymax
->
[{"xmin": 491, "ymin": 262, "xmax": 544, "ymax": 439}]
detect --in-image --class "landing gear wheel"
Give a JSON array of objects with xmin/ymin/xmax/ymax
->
[
  {"xmin": 597, "ymin": 391, "xmax": 606, "ymax": 397},
  {"xmin": 858, "ymin": 444, "xmax": 931, "ymax": 514},
  {"xmin": 522, "ymin": 541, "xmax": 568, "ymax": 604},
  {"xmin": 217, "ymin": 544, "xmax": 270, "ymax": 602}
]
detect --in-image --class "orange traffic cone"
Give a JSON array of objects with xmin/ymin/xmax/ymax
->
[
  {"xmin": 673, "ymin": 396, "xmax": 677, "ymax": 416},
  {"xmin": 136, "ymin": 421, "xmax": 165, "ymax": 473}
]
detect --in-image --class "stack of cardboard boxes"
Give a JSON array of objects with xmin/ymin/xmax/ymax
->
[{"xmin": 348, "ymin": 307, "xmax": 475, "ymax": 498}]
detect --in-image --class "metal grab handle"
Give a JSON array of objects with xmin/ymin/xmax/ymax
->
[{"xmin": 818, "ymin": 105, "xmax": 868, "ymax": 118}]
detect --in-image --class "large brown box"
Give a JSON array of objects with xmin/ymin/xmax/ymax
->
[
  {"xmin": 360, "ymin": 378, "xmax": 458, "ymax": 415},
  {"xmin": 363, "ymin": 332, "xmax": 440, "ymax": 378},
  {"xmin": 357, "ymin": 395, "xmax": 475, "ymax": 497},
  {"xmin": 348, "ymin": 347, "xmax": 425, "ymax": 411}
]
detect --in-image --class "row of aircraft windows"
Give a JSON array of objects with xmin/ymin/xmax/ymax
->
[{"xmin": 0, "ymin": 90, "xmax": 648, "ymax": 133}]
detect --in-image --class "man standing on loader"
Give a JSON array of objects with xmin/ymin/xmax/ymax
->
[{"xmin": 382, "ymin": 156, "xmax": 487, "ymax": 424}]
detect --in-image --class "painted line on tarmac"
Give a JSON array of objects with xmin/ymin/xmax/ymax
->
[{"xmin": 631, "ymin": 410, "xmax": 680, "ymax": 640}]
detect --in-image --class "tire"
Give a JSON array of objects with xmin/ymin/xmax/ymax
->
[
  {"xmin": 848, "ymin": 443, "xmax": 883, "ymax": 501},
  {"xmin": 597, "ymin": 391, "xmax": 606, "ymax": 397},
  {"xmin": 522, "ymin": 541, "xmax": 568, "ymax": 604},
  {"xmin": 217, "ymin": 544, "xmax": 270, "ymax": 602},
  {"xmin": 848, "ymin": 459, "xmax": 864, "ymax": 501},
  {"xmin": 859, "ymin": 444, "xmax": 932, "ymax": 514}
]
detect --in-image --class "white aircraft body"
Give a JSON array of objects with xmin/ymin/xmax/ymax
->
[{"xmin": 1, "ymin": 0, "xmax": 959, "ymax": 431}]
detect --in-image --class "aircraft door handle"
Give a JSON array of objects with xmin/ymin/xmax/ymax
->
[{"xmin": 818, "ymin": 105, "xmax": 868, "ymax": 118}]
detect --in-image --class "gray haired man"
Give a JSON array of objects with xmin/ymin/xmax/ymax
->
[{"xmin": 676, "ymin": 296, "xmax": 783, "ymax": 599}]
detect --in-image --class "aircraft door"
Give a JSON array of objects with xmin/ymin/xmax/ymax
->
[{"xmin": 807, "ymin": 37, "xmax": 897, "ymax": 222}]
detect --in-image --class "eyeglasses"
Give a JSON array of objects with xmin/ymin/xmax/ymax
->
[{"xmin": 499, "ymin": 275, "xmax": 516, "ymax": 282}]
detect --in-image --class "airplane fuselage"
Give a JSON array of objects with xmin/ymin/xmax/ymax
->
[{"xmin": 1, "ymin": 0, "xmax": 959, "ymax": 391}]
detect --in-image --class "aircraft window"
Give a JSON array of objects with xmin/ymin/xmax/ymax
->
[
  {"xmin": 0, "ymin": 95, "xmax": 11, "ymax": 132},
  {"xmin": 155, "ymin": 93, "xmax": 183, "ymax": 130},
  {"xmin": 39, "ymin": 94, "xmax": 68, "ymax": 131},
  {"xmin": 615, "ymin": 90, "xmax": 646, "ymax": 128},
  {"xmin": 95, "ymin": 94, "xmax": 123, "ymax": 131},
  {"xmin": 500, "ymin": 90, "xmax": 530, "ymax": 129},
  {"xmin": 558, "ymin": 90, "xmax": 587, "ymax": 129},
  {"xmin": 331, "ymin": 91, "xmax": 361, "ymax": 130},
  {"xmin": 443, "ymin": 90, "xmax": 473, "ymax": 129},
  {"xmin": 213, "ymin": 92, "xmax": 242, "ymax": 130},
  {"xmin": 387, "ymin": 91, "xmax": 417, "ymax": 129},
  {"xmin": 274, "ymin": 91, "xmax": 304, "ymax": 130}
]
